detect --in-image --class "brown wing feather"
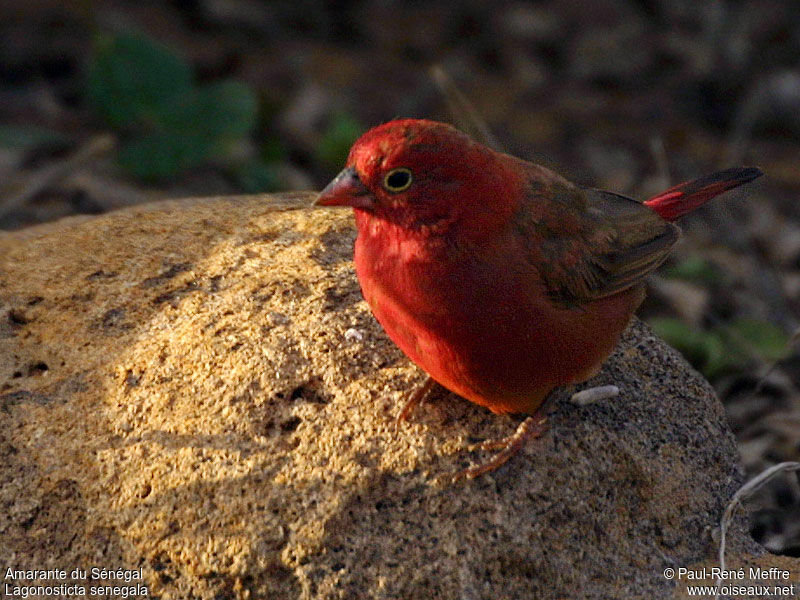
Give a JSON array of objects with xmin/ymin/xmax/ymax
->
[{"xmin": 513, "ymin": 178, "xmax": 679, "ymax": 307}]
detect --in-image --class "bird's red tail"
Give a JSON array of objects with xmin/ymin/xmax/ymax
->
[{"xmin": 643, "ymin": 166, "xmax": 763, "ymax": 222}]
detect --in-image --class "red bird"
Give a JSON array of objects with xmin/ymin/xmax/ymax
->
[{"xmin": 315, "ymin": 118, "xmax": 762, "ymax": 479}]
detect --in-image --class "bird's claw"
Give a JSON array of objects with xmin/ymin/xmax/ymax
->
[
  {"xmin": 394, "ymin": 375, "xmax": 437, "ymax": 432},
  {"xmin": 451, "ymin": 414, "xmax": 548, "ymax": 483}
]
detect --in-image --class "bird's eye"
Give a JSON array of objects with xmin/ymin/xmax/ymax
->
[{"xmin": 382, "ymin": 168, "xmax": 413, "ymax": 193}]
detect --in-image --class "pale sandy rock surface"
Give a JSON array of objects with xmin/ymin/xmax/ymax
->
[{"xmin": 0, "ymin": 193, "xmax": 791, "ymax": 599}]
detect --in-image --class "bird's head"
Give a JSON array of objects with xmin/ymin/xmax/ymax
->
[{"xmin": 315, "ymin": 119, "xmax": 520, "ymax": 234}]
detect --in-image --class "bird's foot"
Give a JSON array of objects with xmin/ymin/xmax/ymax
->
[
  {"xmin": 394, "ymin": 375, "xmax": 437, "ymax": 432},
  {"xmin": 570, "ymin": 384, "xmax": 619, "ymax": 406},
  {"xmin": 451, "ymin": 413, "xmax": 548, "ymax": 483}
]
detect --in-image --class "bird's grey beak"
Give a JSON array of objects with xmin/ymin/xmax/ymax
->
[{"xmin": 315, "ymin": 167, "xmax": 374, "ymax": 209}]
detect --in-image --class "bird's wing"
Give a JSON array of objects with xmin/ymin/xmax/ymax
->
[{"xmin": 513, "ymin": 179, "xmax": 680, "ymax": 307}]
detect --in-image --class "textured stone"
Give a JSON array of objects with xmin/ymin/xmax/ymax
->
[{"xmin": 0, "ymin": 192, "xmax": 785, "ymax": 599}]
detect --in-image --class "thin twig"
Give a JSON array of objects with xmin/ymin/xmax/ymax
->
[
  {"xmin": 649, "ymin": 136, "xmax": 670, "ymax": 192},
  {"xmin": 715, "ymin": 461, "xmax": 800, "ymax": 600},
  {"xmin": 430, "ymin": 65, "xmax": 504, "ymax": 152}
]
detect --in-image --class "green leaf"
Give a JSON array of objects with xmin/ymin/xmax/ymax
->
[
  {"xmin": 118, "ymin": 133, "xmax": 205, "ymax": 181},
  {"xmin": 235, "ymin": 160, "xmax": 282, "ymax": 193},
  {"xmin": 649, "ymin": 317, "xmax": 740, "ymax": 379},
  {"xmin": 87, "ymin": 33, "xmax": 193, "ymax": 129},
  {"xmin": 663, "ymin": 256, "xmax": 721, "ymax": 284},
  {"xmin": 0, "ymin": 124, "xmax": 67, "ymax": 150},
  {"xmin": 650, "ymin": 316, "xmax": 790, "ymax": 380},
  {"xmin": 118, "ymin": 134, "xmax": 180, "ymax": 181},
  {"xmin": 650, "ymin": 318, "xmax": 708, "ymax": 366},
  {"xmin": 316, "ymin": 113, "xmax": 362, "ymax": 170},
  {"xmin": 700, "ymin": 331, "xmax": 740, "ymax": 379},
  {"xmin": 260, "ymin": 137, "xmax": 287, "ymax": 163},
  {"xmin": 117, "ymin": 81, "xmax": 258, "ymax": 181},
  {"xmin": 723, "ymin": 318, "xmax": 790, "ymax": 362},
  {"xmin": 160, "ymin": 81, "xmax": 257, "ymax": 149},
  {"xmin": 89, "ymin": 32, "xmax": 259, "ymax": 181}
]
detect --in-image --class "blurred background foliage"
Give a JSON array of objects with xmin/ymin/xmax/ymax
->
[{"xmin": 1, "ymin": 0, "xmax": 799, "ymax": 555}]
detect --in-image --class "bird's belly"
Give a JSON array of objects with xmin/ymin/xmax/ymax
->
[{"xmin": 357, "ymin": 250, "xmax": 638, "ymax": 415}]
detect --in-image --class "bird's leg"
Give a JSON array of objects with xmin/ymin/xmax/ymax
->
[
  {"xmin": 452, "ymin": 410, "xmax": 548, "ymax": 482},
  {"xmin": 570, "ymin": 384, "xmax": 619, "ymax": 406},
  {"xmin": 450, "ymin": 385, "xmax": 618, "ymax": 481},
  {"xmin": 395, "ymin": 375, "xmax": 437, "ymax": 431}
]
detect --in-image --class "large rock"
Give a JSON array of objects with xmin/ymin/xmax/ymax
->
[{"xmin": 0, "ymin": 192, "xmax": 779, "ymax": 599}]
